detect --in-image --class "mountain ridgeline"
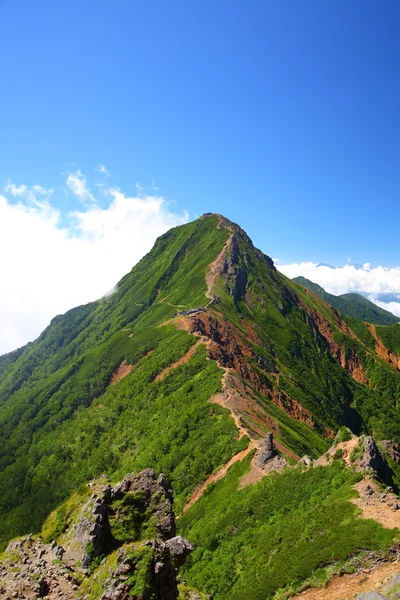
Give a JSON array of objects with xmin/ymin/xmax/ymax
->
[
  {"xmin": 1, "ymin": 213, "xmax": 400, "ymax": 599},
  {"xmin": 293, "ymin": 275, "xmax": 399, "ymax": 325}
]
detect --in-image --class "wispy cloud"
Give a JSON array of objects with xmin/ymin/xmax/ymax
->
[
  {"xmin": 0, "ymin": 172, "xmax": 188, "ymax": 354},
  {"xmin": 66, "ymin": 170, "xmax": 96, "ymax": 205},
  {"xmin": 96, "ymin": 164, "xmax": 110, "ymax": 176},
  {"xmin": 278, "ymin": 261, "xmax": 400, "ymax": 317}
]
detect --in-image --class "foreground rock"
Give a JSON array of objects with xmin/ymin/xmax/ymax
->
[{"xmin": 0, "ymin": 469, "xmax": 192, "ymax": 600}]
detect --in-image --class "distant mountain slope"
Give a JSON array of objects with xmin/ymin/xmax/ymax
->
[
  {"xmin": 1, "ymin": 214, "xmax": 400, "ymax": 599},
  {"xmin": 293, "ymin": 275, "xmax": 399, "ymax": 325}
]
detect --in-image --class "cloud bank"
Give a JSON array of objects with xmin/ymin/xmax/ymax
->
[
  {"xmin": 278, "ymin": 261, "xmax": 400, "ymax": 317},
  {"xmin": 0, "ymin": 172, "xmax": 188, "ymax": 354}
]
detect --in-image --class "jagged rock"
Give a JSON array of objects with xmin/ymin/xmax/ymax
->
[
  {"xmin": 110, "ymin": 468, "xmax": 176, "ymax": 541},
  {"xmin": 101, "ymin": 536, "xmax": 192, "ymax": 600},
  {"xmin": 254, "ymin": 433, "xmax": 289, "ymax": 474},
  {"xmin": 381, "ymin": 440, "xmax": 400, "ymax": 465},
  {"xmin": 359, "ymin": 437, "xmax": 384, "ymax": 472},
  {"xmin": 255, "ymin": 433, "xmax": 276, "ymax": 468},
  {"xmin": 165, "ymin": 536, "xmax": 193, "ymax": 566},
  {"xmin": 357, "ymin": 437, "xmax": 396, "ymax": 489},
  {"xmin": 0, "ymin": 470, "xmax": 191, "ymax": 600},
  {"xmin": 71, "ymin": 490, "xmax": 110, "ymax": 568}
]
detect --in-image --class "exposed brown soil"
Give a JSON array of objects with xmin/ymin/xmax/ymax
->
[
  {"xmin": 239, "ymin": 453, "xmax": 288, "ymax": 489},
  {"xmin": 298, "ymin": 297, "xmax": 369, "ymax": 385},
  {"xmin": 238, "ymin": 464, "xmax": 265, "ymax": 488},
  {"xmin": 109, "ymin": 360, "xmax": 133, "ymax": 385},
  {"xmin": 367, "ymin": 324, "xmax": 400, "ymax": 371},
  {"xmin": 186, "ymin": 311, "xmax": 329, "ymax": 437},
  {"xmin": 210, "ymin": 372, "xmax": 301, "ymax": 461},
  {"xmin": 351, "ymin": 477, "xmax": 400, "ymax": 530},
  {"xmin": 292, "ymin": 560, "xmax": 400, "ymax": 600},
  {"xmin": 314, "ymin": 435, "xmax": 361, "ymax": 468},
  {"xmin": 211, "ymin": 374, "xmax": 250, "ymax": 439},
  {"xmin": 155, "ymin": 341, "xmax": 201, "ymax": 381}
]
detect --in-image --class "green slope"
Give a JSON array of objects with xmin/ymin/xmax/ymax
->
[
  {"xmin": 293, "ymin": 275, "xmax": 399, "ymax": 325},
  {"xmin": 1, "ymin": 214, "xmax": 400, "ymax": 600},
  {"xmin": 178, "ymin": 458, "xmax": 395, "ymax": 600}
]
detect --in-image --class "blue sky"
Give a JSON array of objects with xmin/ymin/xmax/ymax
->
[{"xmin": 1, "ymin": 0, "xmax": 400, "ymax": 351}]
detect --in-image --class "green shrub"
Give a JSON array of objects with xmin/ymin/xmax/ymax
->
[{"xmin": 335, "ymin": 427, "xmax": 352, "ymax": 444}]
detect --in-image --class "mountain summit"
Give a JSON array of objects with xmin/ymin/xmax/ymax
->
[{"xmin": 1, "ymin": 213, "xmax": 400, "ymax": 599}]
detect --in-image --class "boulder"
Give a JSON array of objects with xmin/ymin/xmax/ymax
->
[{"xmin": 255, "ymin": 433, "xmax": 276, "ymax": 468}]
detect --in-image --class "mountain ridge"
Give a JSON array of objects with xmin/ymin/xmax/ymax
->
[
  {"xmin": 1, "ymin": 213, "xmax": 400, "ymax": 599},
  {"xmin": 293, "ymin": 275, "xmax": 399, "ymax": 325}
]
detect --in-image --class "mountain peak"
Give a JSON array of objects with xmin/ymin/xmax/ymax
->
[{"xmin": 1, "ymin": 215, "xmax": 400, "ymax": 600}]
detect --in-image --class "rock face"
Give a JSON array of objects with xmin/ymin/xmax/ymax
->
[
  {"xmin": 359, "ymin": 436, "xmax": 384, "ymax": 472},
  {"xmin": 70, "ymin": 487, "xmax": 111, "ymax": 568},
  {"xmin": 358, "ymin": 436, "xmax": 396, "ymax": 489},
  {"xmin": 381, "ymin": 440, "xmax": 400, "ymax": 465},
  {"xmin": 109, "ymin": 469, "xmax": 176, "ymax": 540},
  {"xmin": 100, "ymin": 538, "xmax": 193, "ymax": 600},
  {"xmin": 0, "ymin": 470, "xmax": 192, "ymax": 600},
  {"xmin": 255, "ymin": 433, "xmax": 289, "ymax": 473},
  {"xmin": 255, "ymin": 433, "xmax": 276, "ymax": 468}
]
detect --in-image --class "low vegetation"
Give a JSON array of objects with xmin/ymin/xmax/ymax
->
[{"xmin": 178, "ymin": 459, "xmax": 397, "ymax": 600}]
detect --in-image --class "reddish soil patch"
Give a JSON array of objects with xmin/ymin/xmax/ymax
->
[
  {"xmin": 367, "ymin": 324, "xmax": 400, "ymax": 371},
  {"xmin": 187, "ymin": 311, "xmax": 326, "ymax": 435},
  {"xmin": 292, "ymin": 561, "xmax": 400, "ymax": 600},
  {"xmin": 298, "ymin": 297, "xmax": 369, "ymax": 385},
  {"xmin": 155, "ymin": 341, "xmax": 201, "ymax": 381},
  {"xmin": 109, "ymin": 360, "xmax": 133, "ymax": 385}
]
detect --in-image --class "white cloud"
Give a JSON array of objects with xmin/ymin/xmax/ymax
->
[
  {"xmin": 96, "ymin": 164, "xmax": 110, "ymax": 176},
  {"xmin": 367, "ymin": 295, "xmax": 400, "ymax": 318},
  {"xmin": 5, "ymin": 182, "xmax": 28, "ymax": 197},
  {"xmin": 66, "ymin": 170, "xmax": 96, "ymax": 205},
  {"xmin": 0, "ymin": 176, "xmax": 188, "ymax": 354},
  {"xmin": 278, "ymin": 261, "xmax": 400, "ymax": 318}
]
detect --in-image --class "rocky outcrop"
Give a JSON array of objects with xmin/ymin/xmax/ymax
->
[
  {"xmin": 255, "ymin": 433, "xmax": 276, "ymax": 468},
  {"xmin": 100, "ymin": 538, "xmax": 193, "ymax": 600},
  {"xmin": 221, "ymin": 234, "xmax": 248, "ymax": 302},
  {"xmin": 109, "ymin": 469, "xmax": 176, "ymax": 541},
  {"xmin": 254, "ymin": 433, "xmax": 289, "ymax": 474},
  {"xmin": 357, "ymin": 437, "xmax": 396, "ymax": 490},
  {"xmin": 0, "ymin": 470, "xmax": 192, "ymax": 600},
  {"xmin": 359, "ymin": 437, "xmax": 384, "ymax": 472},
  {"xmin": 380, "ymin": 440, "xmax": 400, "ymax": 465},
  {"xmin": 70, "ymin": 486, "xmax": 111, "ymax": 567}
]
